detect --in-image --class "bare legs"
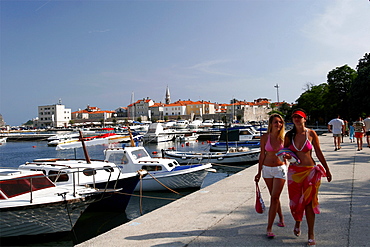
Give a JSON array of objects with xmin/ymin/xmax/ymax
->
[
  {"xmin": 356, "ymin": 137, "xmax": 363, "ymax": 150},
  {"xmin": 293, "ymin": 202, "xmax": 316, "ymax": 245},
  {"xmin": 333, "ymin": 136, "xmax": 341, "ymax": 150},
  {"xmin": 264, "ymin": 177, "xmax": 285, "ymax": 233}
]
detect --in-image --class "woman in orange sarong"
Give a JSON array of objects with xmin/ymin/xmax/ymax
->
[{"xmin": 284, "ymin": 109, "xmax": 332, "ymax": 247}]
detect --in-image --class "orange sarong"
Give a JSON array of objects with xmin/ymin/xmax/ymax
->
[{"xmin": 287, "ymin": 164, "xmax": 326, "ymax": 221}]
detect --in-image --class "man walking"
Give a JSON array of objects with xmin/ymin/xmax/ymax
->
[
  {"xmin": 328, "ymin": 115, "xmax": 344, "ymax": 151},
  {"xmin": 363, "ymin": 114, "xmax": 370, "ymax": 148}
]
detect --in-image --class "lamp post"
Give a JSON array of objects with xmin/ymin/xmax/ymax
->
[{"xmin": 274, "ymin": 83, "xmax": 280, "ymax": 103}]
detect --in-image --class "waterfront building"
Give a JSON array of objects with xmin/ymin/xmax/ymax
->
[
  {"xmin": 71, "ymin": 105, "xmax": 115, "ymax": 125},
  {"xmin": 163, "ymin": 101, "xmax": 187, "ymax": 117},
  {"xmin": 115, "ymin": 107, "xmax": 128, "ymax": 117},
  {"xmin": 127, "ymin": 98, "xmax": 154, "ymax": 121},
  {"xmin": 185, "ymin": 100, "xmax": 216, "ymax": 116},
  {"xmin": 149, "ymin": 102, "xmax": 165, "ymax": 121},
  {"xmin": 36, "ymin": 101, "xmax": 71, "ymax": 128}
]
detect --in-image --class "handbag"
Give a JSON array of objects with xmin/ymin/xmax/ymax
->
[{"xmin": 255, "ymin": 182, "xmax": 265, "ymax": 214}]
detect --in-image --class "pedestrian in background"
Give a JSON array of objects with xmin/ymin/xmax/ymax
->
[
  {"xmin": 254, "ymin": 114, "xmax": 286, "ymax": 239},
  {"xmin": 328, "ymin": 115, "xmax": 344, "ymax": 151},
  {"xmin": 363, "ymin": 114, "xmax": 370, "ymax": 148},
  {"xmin": 349, "ymin": 123, "xmax": 355, "ymax": 143},
  {"xmin": 353, "ymin": 117, "xmax": 366, "ymax": 151}
]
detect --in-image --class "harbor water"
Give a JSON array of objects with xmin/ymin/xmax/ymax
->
[{"xmin": 0, "ymin": 138, "xmax": 257, "ymax": 246}]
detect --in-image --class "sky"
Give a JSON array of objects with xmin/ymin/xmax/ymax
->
[{"xmin": 1, "ymin": 0, "xmax": 370, "ymax": 126}]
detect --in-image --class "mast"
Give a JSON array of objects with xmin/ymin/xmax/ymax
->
[{"xmin": 79, "ymin": 130, "xmax": 91, "ymax": 164}]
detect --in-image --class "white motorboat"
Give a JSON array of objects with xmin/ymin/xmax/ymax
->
[
  {"xmin": 209, "ymin": 140, "xmax": 260, "ymax": 151},
  {"xmin": 200, "ymin": 119, "xmax": 214, "ymax": 128},
  {"xmin": 18, "ymin": 157, "xmax": 143, "ymax": 212},
  {"xmin": 173, "ymin": 119, "xmax": 189, "ymax": 129},
  {"xmin": 163, "ymin": 146, "xmax": 260, "ymax": 165},
  {"xmin": 175, "ymin": 132, "xmax": 199, "ymax": 142},
  {"xmin": 142, "ymin": 123, "xmax": 175, "ymax": 143},
  {"xmin": 0, "ymin": 169, "xmax": 105, "ymax": 237},
  {"xmin": 104, "ymin": 146, "xmax": 214, "ymax": 191},
  {"xmin": 188, "ymin": 118, "xmax": 203, "ymax": 129}
]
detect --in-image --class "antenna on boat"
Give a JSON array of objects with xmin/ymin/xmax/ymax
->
[{"xmin": 79, "ymin": 130, "xmax": 91, "ymax": 164}]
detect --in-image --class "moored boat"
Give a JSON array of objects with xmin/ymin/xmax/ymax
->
[
  {"xmin": 0, "ymin": 169, "xmax": 105, "ymax": 237},
  {"xmin": 142, "ymin": 123, "xmax": 175, "ymax": 143},
  {"xmin": 104, "ymin": 146, "xmax": 214, "ymax": 191},
  {"xmin": 209, "ymin": 140, "xmax": 260, "ymax": 152},
  {"xmin": 163, "ymin": 147, "xmax": 260, "ymax": 165},
  {"xmin": 18, "ymin": 158, "xmax": 143, "ymax": 211}
]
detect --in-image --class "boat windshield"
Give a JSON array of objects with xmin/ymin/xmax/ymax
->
[
  {"xmin": 0, "ymin": 174, "xmax": 55, "ymax": 199},
  {"xmin": 131, "ymin": 149, "xmax": 149, "ymax": 159}
]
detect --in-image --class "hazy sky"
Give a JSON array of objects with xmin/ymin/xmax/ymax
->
[{"xmin": 1, "ymin": 0, "xmax": 369, "ymax": 126}]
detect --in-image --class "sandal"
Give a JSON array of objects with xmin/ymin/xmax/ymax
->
[
  {"xmin": 307, "ymin": 239, "xmax": 316, "ymax": 246},
  {"xmin": 293, "ymin": 228, "xmax": 301, "ymax": 237},
  {"xmin": 266, "ymin": 232, "xmax": 275, "ymax": 239},
  {"xmin": 277, "ymin": 221, "xmax": 286, "ymax": 227}
]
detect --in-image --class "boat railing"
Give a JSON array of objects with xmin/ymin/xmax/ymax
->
[{"xmin": 1, "ymin": 166, "xmax": 118, "ymax": 203}]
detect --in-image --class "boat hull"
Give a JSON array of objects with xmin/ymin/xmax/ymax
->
[
  {"xmin": 0, "ymin": 196, "xmax": 97, "ymax": 237},
  {"xmin": 164, "ymin": 149, "xmax": 260, "ymax": 165},
  {"xmin": 134, "ymin": 164, "xmax": 211, "ymax": 191},
  {"xmin": 88, "ymin": 175, "xmax": 141, "ymax": 211},
  {"xmin": 209, "ymin": 141, "xmax": 260, "ymax": 152}
]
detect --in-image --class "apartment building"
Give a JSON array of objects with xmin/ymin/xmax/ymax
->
[{"xmin": 37, "ymin": 103, "xmax": 71, "ymax": 128}]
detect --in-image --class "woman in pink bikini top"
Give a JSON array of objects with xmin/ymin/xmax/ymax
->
[
  {"xmin": 254, "ymin": 113, "xmax": 286, "ymax": 238},
  {"xmin": 284, "ymin": 109, "xmax": 332, "ymax": 246}
]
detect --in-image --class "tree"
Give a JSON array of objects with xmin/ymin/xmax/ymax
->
[
  {"xmin": 295, "ymin": 83, "xmax": 329, "ymax": 124},
  {"xmin": 350, "ymin": 53, "xmax": 370, "ymax": 118},
  {"xmin": 326, "ymin": 65, "xmax": 357, "ymax": 118}
]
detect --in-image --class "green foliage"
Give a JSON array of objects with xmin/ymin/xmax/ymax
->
[
  {"xmin": 296, "ymin": 83, "xmax": 329, "ymax": 124},
  {"xmin": 295, "ymin": 52, "xmax": 370, "ymax": 124},
  {"xmin": 268, "ymin": 110, "xmax": 284, "ymax": 118},
  {"xmin": 326, "ymin": 65, "xmax": 357, "ymax": 117},
  {"xmin": 350, "ymin": 53, "xmax": 370, "ymax": 119},
  {"xmin": 24, "ymin": 120, "xmax": 34, "ymax": 126}
]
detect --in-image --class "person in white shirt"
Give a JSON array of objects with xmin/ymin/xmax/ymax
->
[
  {"xmin": 363, "ymin": 115, "xmax": 370, "ymax": 148},
  {"xmin": 328, "ymin": 115, "xmax": 345, "ymax": 151}
]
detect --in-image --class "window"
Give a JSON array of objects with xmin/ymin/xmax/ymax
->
[
  {"xmin": 131, "ymin": 149, "xmax": 149, "ymax": 159},
  {"xmin": 141, "ymin": 165, "xmax": 162, "ymax": 171},
  {"xmin": 0, "ymin": 174, "xmax": 55, "ymax": 199},
  {"xmin": 48, "ymin": 170, "xmax": 69, "ymax": 182}
]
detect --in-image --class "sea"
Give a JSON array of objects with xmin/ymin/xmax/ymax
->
[{"xmin": 0, "ymin": 137, "xmax": 257, "ymax": 246}]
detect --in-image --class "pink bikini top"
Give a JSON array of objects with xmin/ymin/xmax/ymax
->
[
  {"xmin": 265, "ymin": 134, "xmax": 284, "ymax": 152},
  {"xmin": 289, "ymin": 130, "xmax": 313, "ymax": 152}
]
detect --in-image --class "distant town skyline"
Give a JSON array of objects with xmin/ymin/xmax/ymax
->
[{"xmin": 1, "ymin": 1, "xmax": 369, "ymax": 126}]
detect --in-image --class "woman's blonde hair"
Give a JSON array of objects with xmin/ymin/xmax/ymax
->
[{"xmin": 267, "ymin": 113, "xmax": 285, "ymax": 141}]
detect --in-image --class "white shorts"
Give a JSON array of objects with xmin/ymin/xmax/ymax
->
[{"xmin": 262, "ymin": 165, "xmax": 287, "ymax": 179}]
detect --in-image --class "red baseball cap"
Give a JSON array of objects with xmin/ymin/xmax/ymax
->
[{"xmin": 292, "ymin": 110, "xmax": 307, "ymax": 119}]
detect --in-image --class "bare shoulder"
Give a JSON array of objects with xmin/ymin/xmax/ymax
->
[
  {"xmin": 261, "ymin": 133, "xmax": 269, "ymax": 138},
  {"xmin": 308, "ymin": 128, "xmax": 320, "ymax": 143}
]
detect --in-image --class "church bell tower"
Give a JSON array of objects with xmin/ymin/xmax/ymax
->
[{"xmin": 165, "ymin": 86, "xmax": 171, "ymax": 104}]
